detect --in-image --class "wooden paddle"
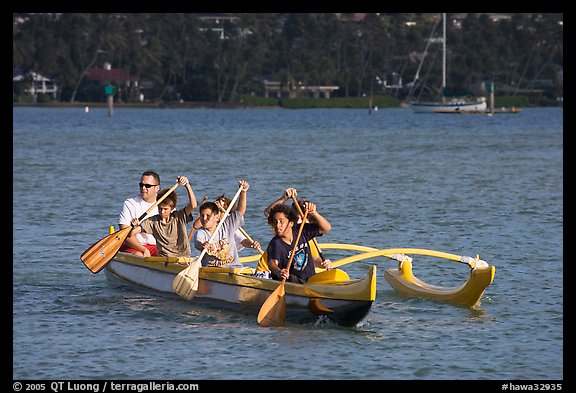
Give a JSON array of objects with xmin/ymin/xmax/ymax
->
[
  {"xmin": 80, "ymin": 181, "xmax": 180, "ymax": 274},
  {"xmin": 257, "ymin": 209, "xmax": 309, "ymax": 327},
  {"xmin": 172, "ymin": 184, "xmax": 244, "ymax": 301},
  {"xmin": 291, "ymin": 195, "xmax": 327, "ymax": 263}
]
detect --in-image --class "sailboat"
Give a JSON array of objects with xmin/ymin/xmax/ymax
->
[{"xmin": 410, "ymin": 13, "xmax": 487, "ymax": 114}]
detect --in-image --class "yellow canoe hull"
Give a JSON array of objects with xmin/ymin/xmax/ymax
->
[{"xmin": 107, "ymin": 252, "xmax": 376, "ymax": 327}]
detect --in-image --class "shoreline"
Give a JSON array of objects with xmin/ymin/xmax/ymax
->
[
  {"xmin": 13, "ymin": 101, "xmax": 555, "ymax": 110},
  {"xmin": 12, "ymin": 101, "xmax": 251, "ymax": 109}
]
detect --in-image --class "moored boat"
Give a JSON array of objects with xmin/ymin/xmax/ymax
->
[
  {"xmin": 411, "ymin": 98, "xmax": 487, "ymax": 114},
  {"xmin": 409, "ymin": 13, "xmax": 487, "ymax": 114},
  {"xmin": 432, "ymin": 106, "xmax": 522, "ymax": 114},
  {"xmin": 105, "ymin": 251, "xmax": 377, "ymax": 327}
]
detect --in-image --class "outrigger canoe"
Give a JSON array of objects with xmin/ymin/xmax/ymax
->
[
  {"xmin": 87, "ymin": 226, "xmax": 495, "ymax": 326},
  {"xmin": 105, "ymin": 251, "xmax": 377, "ymax": 327}
]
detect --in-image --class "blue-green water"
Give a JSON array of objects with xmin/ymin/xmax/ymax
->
[{"xmin": 13, "ymin": 107, "xmax": 563, "ymax": 381}]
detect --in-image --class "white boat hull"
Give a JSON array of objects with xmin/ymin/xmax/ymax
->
[
  {"xmin": 411, "ymin": 100, "xmax": 487, "ymax": 113},
  {"xmin": 104, "ymin": 254, "xmax": 376, "ymax": 327}
]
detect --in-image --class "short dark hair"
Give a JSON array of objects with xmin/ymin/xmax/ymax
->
[
  {"xmin": 141, "ymin": 171, "xmax": 160, "ymax": 184},
  {"xmin": 292, "ymin": 197, "xmax": 308, "ymax": 213},
  {"xmin": 200, "ymin": 201, "xmax": 219, "ymax": 214},
  {"xmin": 157, "ymin": 188, "xmax": 177, "ymax": 208},
  {"xmin": 267, "ymin": 204, "xmax": 298, "ymax": 225}
]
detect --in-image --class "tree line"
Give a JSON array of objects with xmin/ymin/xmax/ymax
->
[{"xmin": 12, "ymin": 13, "xmax": 563, "ymax": 104}]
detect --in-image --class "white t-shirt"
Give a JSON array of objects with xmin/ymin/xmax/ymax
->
[
  {"xmin": 118, "ymin": 195, "xmax": 158, "ymax": 245},
  {"xmin": 234, "ymin": 229, "xmax": 247, "ymax": 252},
  {"xmin": 193, "ymin": 210, "xmax": 244, "ymax": 267}
]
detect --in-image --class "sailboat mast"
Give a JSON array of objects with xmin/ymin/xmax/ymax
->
[
  {"xmin": 411, "ymin": 12, "xmax": 488, "ymax": 113},
  {"xmin": 442, "ymin": 13, "xmax": 446, "ymax": 93}
]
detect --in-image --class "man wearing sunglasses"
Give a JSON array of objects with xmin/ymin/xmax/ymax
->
[{"xmin": 118, "ymin": 171, "xmax": 161, "ymax": 256}]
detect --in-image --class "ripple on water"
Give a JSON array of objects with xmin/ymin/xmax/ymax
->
[{"xmin": 13, "ymin": 107, "xmax": 563, "ymax": 380}]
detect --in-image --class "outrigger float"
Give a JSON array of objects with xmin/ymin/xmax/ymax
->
[
  {"xmin": 100, "ymin": 234, "xmax": 494, "ymax": 327},
  {"xmin": 316, "ymin": 243, "xmax": 495, "ymax": 308}
]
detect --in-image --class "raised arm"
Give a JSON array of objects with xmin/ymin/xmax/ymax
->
[
  {"xmin": 178, "ymin": 176, "xmax": 197, "ymax": 216},
  {"xmin": 236, "ymin": 180, "xmax": 250, "ymax": 216},
  {"xmin": 304, "ymin": 201, "xmax": 331, "ymax": 234},
  {"xmin": 264, "ymin": 188, "xmax": 297, "ymax": 218}
]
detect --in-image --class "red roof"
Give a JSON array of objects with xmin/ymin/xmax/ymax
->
[{"xmin": 86, "ymin": 68, "xmax": 138, "ymax": 82}]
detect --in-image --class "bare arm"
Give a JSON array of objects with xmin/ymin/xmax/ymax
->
[
  {"xmin": 305, "ymin": 202, "xmax": 331, "ymax": 234},
  {"xmin": 267, "ymin": 258, "xmax": 287, "ymax": 280},
  {"xmin": 313, "ymin": 255, "xmax": 332, "ymax": 269},
  {"xmin": 177, "ymin": 176, "xmax": 197, "ymax": 216},
  {"xmin": 236, "ymin": 180, "xmax": 250, "ymax": 216},
  {"xmin": 241, "ymin": 238, "xmax": 261, "ymax": 252},
  {"xmin": 264, "ymin": 188, "xmax": 297, "ymax": 218},
  {"xmin": 128, "ymin": 217, "xmax": 143, "ymax": 238}
]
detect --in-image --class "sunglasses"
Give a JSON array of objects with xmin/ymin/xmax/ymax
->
[{"xmin": 139, "ymin": 183, "xmax": 158, "ymax": 189}]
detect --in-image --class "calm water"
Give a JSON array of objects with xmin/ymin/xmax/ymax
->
[{"xmin": 13, "ymin": 106, "xmax": 563, "ymax": 381}]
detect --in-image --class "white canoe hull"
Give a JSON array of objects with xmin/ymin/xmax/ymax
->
[{"xmin": 105, "ymin": 253, "xmax": 376, "ymax": 327}]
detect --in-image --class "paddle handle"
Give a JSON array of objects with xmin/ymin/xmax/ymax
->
[
  {"xmin": 285, "ymin": 209, "xmax": 309, "ymax": 273},
  {"xmin": 291, "ymin": 195, "xmax": 325, "ymax": 261},
  {"xmin": 193, "ymin": 184, "xmax": 244, "ymax": 265},
  {"xmin": 238, "ymin": 227, "xmax": 264, "ymax": 255}
]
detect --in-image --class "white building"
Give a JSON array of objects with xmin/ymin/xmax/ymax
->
[{"xmin": 13, "ymin": 71, "xmax": 58, "ymax": 99}]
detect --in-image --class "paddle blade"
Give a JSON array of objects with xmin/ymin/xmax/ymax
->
[
  {"xmin": 80, "ymin": 226, "xmax": 131, "ymax": 273},
  {"xmin": 308, "ymin": 298, "xmax": 334, "ymax": 315},
  {"xmin": 172, "ymin": 260, "xmax": 201, "ymax": 301},
  {"xmin": 257, "ymin": 282, "xmax": 286, "ymax": 327}
]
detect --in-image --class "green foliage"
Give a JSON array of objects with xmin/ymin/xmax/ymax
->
[
  {"xmin": 494, "ymin": 96, "xmax": 530, "ymax": 108},
  {"xmin": 13, "ymin": 13, "xmax": 563, "ymax": 105},
  {"xmin": 239, "ymin": 95, "xmax": 279, "ymax": 107},
  {"xmin": 239, "ymin": 94, "xmax": 400, "ymax": 108},
  {"xmin": 36, "ymin": 93, "xmax": 52, "ymax": 103},
  {"xmin": 14, "ymin": 95, "xmax": 35, "ymax": 104},
  {"xmin": 279, "ymin": 95, "xmax": 400, "ymax": 109}
]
